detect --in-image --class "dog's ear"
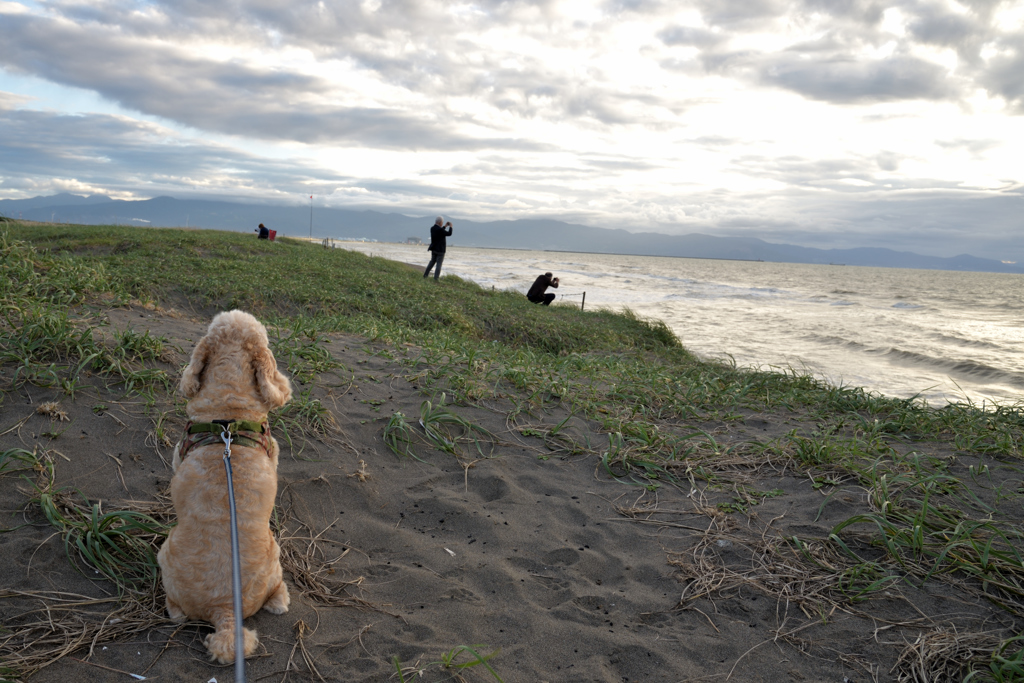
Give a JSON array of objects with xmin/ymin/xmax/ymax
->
[
  {"xmin": 253, "ymin": 347, "xmax": 292, "ymax": 409},
  {"xmin": 179, "ymin": 335, "xmax": 212, "ymax": 398}
]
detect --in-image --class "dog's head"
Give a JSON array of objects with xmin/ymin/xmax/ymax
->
[{"xmin": 179, "ymin": 310, "xmax": 292, "ymax": 411}]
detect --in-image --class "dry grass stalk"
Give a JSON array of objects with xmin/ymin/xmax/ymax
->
[
  {"xmin": 893, "ymin": 628, "xmax": 1003, "ymax": 683},
  {"xmin": 0, "ymin": 492, "xmax": 179, "ymax": 678},
  {"xmin": 651, "ymin": 491, "xmax": 1012, "ymax": 682},
  {"xmin": 0, "ymin": 589, "xmax": 172, "ymax": 678},
  {"xmin": 667, "ymin": 521, "xmax": 890, "ymax": 622},
  {"xmin": 35, "ymin": 401, "xmax": 69, "ymax": 421},
  {"xmin": 347, "ymin": 459, "xmax": 369, "ymax": 482},
  {"xmin": 282, "ymin": 618, "xmax": 326, "ymax": 682},
  {"xmin": 277, "ymin": 517, "xmax": 375, "ymax": 612},
  {"xmin": 0, "ymin": 484, "xmax": 378, "ymax": 679}
]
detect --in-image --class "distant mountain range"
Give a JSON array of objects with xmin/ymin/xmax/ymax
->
[{"xmin": 2, "ymin": 193, "xmax": 1021, "ymax": 274}]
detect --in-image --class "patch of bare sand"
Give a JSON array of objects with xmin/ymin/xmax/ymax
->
[{"xmin": 1, "ymin": 306, "xmax": 1020, "ymax": 682}]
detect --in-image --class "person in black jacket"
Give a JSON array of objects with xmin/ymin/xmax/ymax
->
[
  {"xmin": 255, "ymin": 223, "xmax": 269, "ymax": 239},
  {"xmin": 527, "ymin": 272, "xmax": 559, "ymax": 305},
  {"xmin": 423, "ymin": 217, "xmax": 453, "ymax": 279}
]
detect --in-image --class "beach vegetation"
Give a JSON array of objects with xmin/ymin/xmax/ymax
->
[
  {"xmin": 382, "ymin": 394, "xmax": 495, "ymax": 465},
  {"xmin": 22, "ymin": 451, "xmax": 170, "ymax": 594},
  {"xmin": 965, "ymin": 635, "xmax": 1024, "ymax": 682},
  {"xmin": 0, "ymin": 448, "xmax": 43, "ymax": 477},
  {"xmin": 393, "ymin": 644, "xmax": 504, "ymax": 682},
  {"xmin": 2, "ymin": 222, "xmax": 1023, "ymax": 680},
  {"xmin": 383, "ymin": 410, "xmax": 420, "ymax": 461},
  {"xmin": 36, "ymin": 489, "xmax": 170, "ymax": 593}
]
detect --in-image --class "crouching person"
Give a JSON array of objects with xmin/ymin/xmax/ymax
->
[{"xmin": 527, "ymin": 272, "xmax": 559, "ymax": 305}]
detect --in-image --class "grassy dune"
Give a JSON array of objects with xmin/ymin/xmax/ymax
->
[
  {"xmin": 3, "ymin": 222, "xmax": 1024, "ymax": 681},
  {"xmin": 6, "ymin": 223, "xmax": 1020, "ymax": 451}
]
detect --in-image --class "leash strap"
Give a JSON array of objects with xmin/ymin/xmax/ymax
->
[{"xmin": 220, "ymin": 426, "xmax": 247, "ymax": 683}]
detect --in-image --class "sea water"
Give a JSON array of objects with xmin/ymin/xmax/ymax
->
[{"xmin": 338, "ymin": 242, "xmax": 1024, "ymax": 406}]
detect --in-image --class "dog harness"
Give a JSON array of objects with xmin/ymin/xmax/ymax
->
[{"xmin": 178, "ymin": 419, "xmax": 271, "ymax": 460}]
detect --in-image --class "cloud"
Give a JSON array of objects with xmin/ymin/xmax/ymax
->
[
  {"xmin": 0, "ymin": 0, "xmax": 1020, "ymax": 263},
  {"xmin": 800, "ymin": 0, "xmax": 885, "ymax": 26},
  {"xmin": 0, "ymin": 1, "xmax": 686, "ymax": 149},
  {"xmin": 694, "ymin": 0, "xmax": 785, "ymax": 29},
  {"xmin": 981, "ymin": 34, "xmax": 1024, "ymax": 112},
  {"xmin": 935, "ymin": 137, "xmax": 1001, "ymax": 155},
  {"xmin": 908, "ymin": 7, "xmax": 979, "ymax": 47},
  {"xmin": 875, "ymin": 151, "xmax": 902, "ymax": 171},
  {"xmin": 0, "ymin": 9, "xmax": 555, "ymax": 150},
  {"xmin": 0, "ymin": 96, "xmax": 554, "ymax": 210},
  {"xmin": 759, "ymin": 53, "xmax": 956, "ymax": 103},
  {"xmin": 0, "ymin": 90, "xmax": 32, "ymax": 107},
  {"xmin": 742, "ymin": 191, "xmax": 1024, "ymax": 261},
  {"xmin": 658, "ymin": 25, "xmax": 725, "ymax": 48},
  {"xmin": 0, "ymin": 102, "xmax": 354, "ymax": 197},
  {"xmin": 2, "ymin": 0, "xmax": 1010, "ymax": 134},
  {"xmin": 653, "ymin": 0, "xmax": 1023, "ymax": 109}
]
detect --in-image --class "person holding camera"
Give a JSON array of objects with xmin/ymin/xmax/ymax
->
[
  {"xmin": 527, "ymin": 272, "xmax": 559, "ymax": 305},
  {"xmin": 423, "ymin": 216, "xmax": 453, "ymax": 279}
]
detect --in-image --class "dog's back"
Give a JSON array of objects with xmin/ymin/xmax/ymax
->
[{"xmin": 157, "ymin": 310, "xmax": 292, "ymax": 664}]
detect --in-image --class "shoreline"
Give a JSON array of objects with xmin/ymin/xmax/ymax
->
[
  {"xmin": 326, "ymin": 239, "xmax": 1024, "ymax": 408},
  {"xmin": 309, "ymin": 236, "xmax": 1024, "ymax": 273},
  {"xmin": 325, "ymin": 237, "xmax": 768, "ymax": 264}
]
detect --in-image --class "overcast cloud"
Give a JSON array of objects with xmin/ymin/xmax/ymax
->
[{"xmin": 0, "ymin": 0, "xmax": 1021, "ymax": 260}]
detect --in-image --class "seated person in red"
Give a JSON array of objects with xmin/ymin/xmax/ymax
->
[{"xmin": 527, "ymin": 272, "xmax": 559, "ymax": 305}]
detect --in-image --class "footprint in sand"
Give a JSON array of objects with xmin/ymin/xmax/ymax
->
[{"xmin": 542, "ymin": 547, "xmax": 580, "ymax": 566}]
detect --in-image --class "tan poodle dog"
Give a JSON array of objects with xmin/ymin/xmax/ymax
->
[{"xmin": 157, "ymin": 310, "xmax": 293, "ymax": 664}]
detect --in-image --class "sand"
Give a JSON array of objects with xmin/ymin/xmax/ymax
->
[{"xmin": 1, "ymin": 304, "xmax": 1018, "ymax": 682}]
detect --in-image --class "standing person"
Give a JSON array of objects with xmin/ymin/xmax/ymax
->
[
  {"xmin": 423, "ymin": 217, "xmax": 453, "ymax": 280},
  {"xmin": 255, "ymin": 223, "xmax": 270, "ymax": 239},
  {"xmin": 527, "ymin": 272, "xmax": 559, "ymax": 305}
]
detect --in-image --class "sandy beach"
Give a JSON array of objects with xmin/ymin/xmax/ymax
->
[{"xmin": 1, "ymin": 296, "xmax": 1020, "ymax": 683}]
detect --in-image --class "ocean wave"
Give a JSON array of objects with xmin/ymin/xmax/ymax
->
[
  {"xmin": 932, "ymin": 334, "xmax": 1003, "ymax": 350},
  {"xmin": 726, "ymin": 292, "xmax": 785, "ymax": 300},
  {"xmin": 830, "ymin": 301, "xmax": 858, "ymax": 306},
  {"xmin": 882, "ymin": 348, "xmax": 1024, "ymax": 388},
  {"xmin": 581, "ymin": 272, "xmax": 701, "ymax": 288},
  {"xmin": 802, "ymin": 334, "xmax": 868, "ymax": 350},
  {"xmin": 891, "ymin": 302, "xmax": 924, "ymax": 309},
  {"xmin": 831, "ymin": 289, "xmax": 858, "ymax": 295}
]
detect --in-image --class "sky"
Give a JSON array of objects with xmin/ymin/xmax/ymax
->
[{"xmin": 0, "ymin": 0, "xmax": 1022, "ymax": 261}]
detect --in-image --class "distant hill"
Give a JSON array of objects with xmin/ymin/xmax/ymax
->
[
  {"xmin": 1, "ymin": 193, "xmax": 1021, "ymax": 274},
  {"xmin": 0, "ymin": 192, "xmax": 115, "ymax": 212}
]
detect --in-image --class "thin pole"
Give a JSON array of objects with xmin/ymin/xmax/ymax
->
[{"xmin": 581, "ymin": 292, "xmax": 586, "ymax": 311}]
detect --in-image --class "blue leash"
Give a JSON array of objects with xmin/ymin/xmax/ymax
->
[{"xmin": 219, "ymin": 425, "xmax": 247, "ymax": 683}]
